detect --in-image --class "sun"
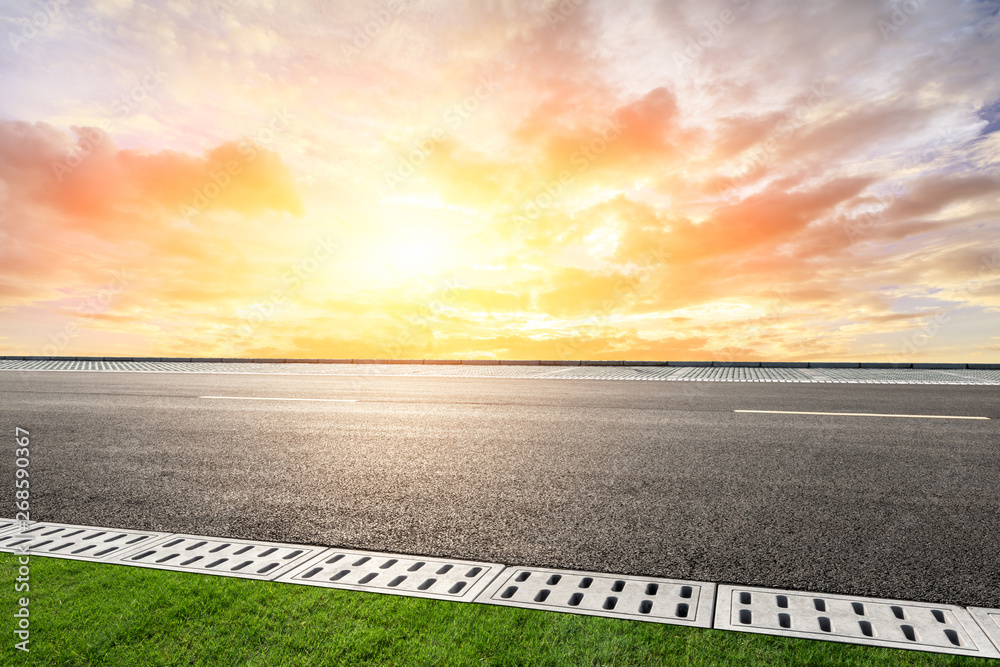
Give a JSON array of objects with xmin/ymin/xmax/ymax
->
[{"xmin": 384, "ymin": 232, "xmax": 450, "ymax": 275}]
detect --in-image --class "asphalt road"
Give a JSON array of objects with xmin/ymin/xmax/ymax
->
[{"xmin": 1, "ymin": 371, "xmax": 998, "ymax": 608}]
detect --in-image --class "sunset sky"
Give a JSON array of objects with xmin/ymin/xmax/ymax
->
[{"xmin": 1, "ymin": 0, "xmax": 998, "ymax": 361}]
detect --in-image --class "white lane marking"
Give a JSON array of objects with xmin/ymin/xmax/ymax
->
[
  {"xmin": 200, "ymin": 396, "xmax": 357, "ymax": 402},
  {"xmin": 734, "ymin": 409, "xmax": 989, "ymax": 420}
]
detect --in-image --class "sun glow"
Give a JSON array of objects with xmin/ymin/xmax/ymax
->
[
  {"xmin": 2, "ymin": 1, "xmax": 998, "ymax": 362},
  {"xmin": 386, "ymin": 234, "xmax": 448, "ymax": 274}
]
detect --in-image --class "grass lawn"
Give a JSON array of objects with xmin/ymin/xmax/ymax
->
[{"xmin": 2, "ymin": 553, "xmax": 995, "ymax": 666}]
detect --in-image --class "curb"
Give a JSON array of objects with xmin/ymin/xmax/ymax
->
[
  {"xmin": 1, "ymin": 356, "xmax": 998, "ymax": 370},
  {"xmin": 3, "ymin": 519, "xmax": 999, "ymax": 660}
]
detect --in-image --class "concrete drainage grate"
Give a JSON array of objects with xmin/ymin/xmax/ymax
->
[
  {"xmin": 0, "ymin": 519, "xmax": 24, "ymax": 536},
  {"xmin": 117, "ymin": 534, "xmax": 325, "ymax": 580},
  {"xmin": 715, "ymin": 585, "xmax": 1000, "ymax": 658},
  {"xmin": 0, "ymin": 522, "xmax": 167, "ymax": 562},
  {"xmin": 476, "ymin": 566, "xmax": 715, "ymax": 628},
  {"xmin": 969, "ymin": 608, "xmax": 1000, "ymax": 654},
  {"xmin": 1, "ymin": 518, "xmax": 997, "ymax": 659},
  {"xmin": 278, "ymin": 548, "xmax": 504, "ymax": 602}
]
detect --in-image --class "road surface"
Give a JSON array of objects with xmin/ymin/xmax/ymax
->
[{"xmin": 1, "ymin": 368, "xmax": 997, "ymax": 608}]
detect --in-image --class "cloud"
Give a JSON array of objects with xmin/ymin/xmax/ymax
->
[{"xmin": 1, "ymin": 1, "xmax": 999, "ymax": 361}]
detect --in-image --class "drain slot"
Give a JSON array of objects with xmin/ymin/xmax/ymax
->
[
  {"xmin": 480, "ymin": 568, "xmax": 713, "ymax": 627},
  {"xmin": 278, "ymin": 547, "xmax": 500, "ymax": 602},
  {"xmin": 715, "ymin": 585, "xmax": 996, "ymax": 658},
  {"xmin": 0, "ymin": 522, "xmax": 165, "ymax": 563},
  {"xmin": 114, "ymin": 534, "xmax": 324, "ymax": 580}
]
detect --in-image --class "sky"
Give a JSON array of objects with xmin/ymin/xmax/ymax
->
[{"xmin": 0, "ymin": 0, "xmax": 998, "ymax": 361}]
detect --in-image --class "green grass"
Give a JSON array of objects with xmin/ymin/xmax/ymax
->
[{"xmin": 2, "ymin": 553, "xmax": 995, "ymax": 666}]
